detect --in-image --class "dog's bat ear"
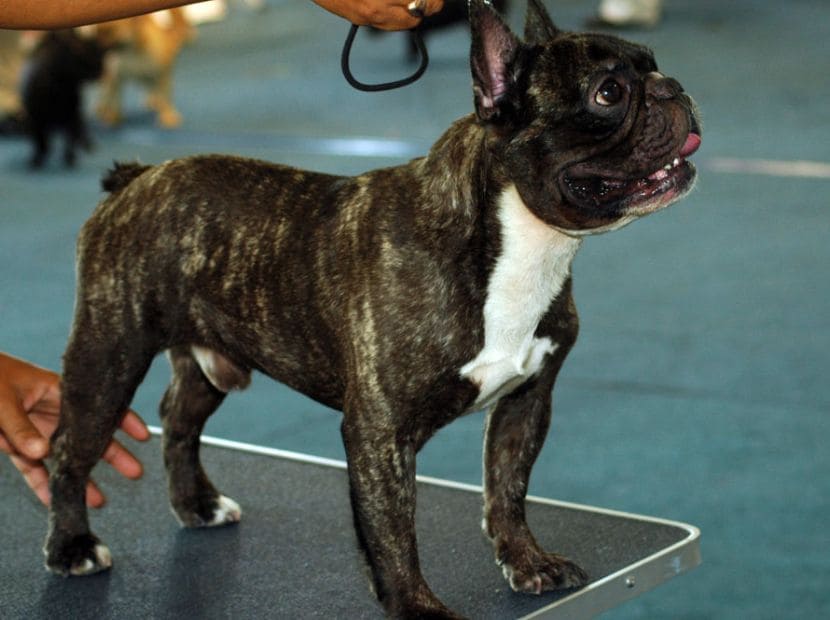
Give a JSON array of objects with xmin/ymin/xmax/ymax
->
[
  {"xmin": 524, "ymin": 0, "xmax": 561, "ymax": 45},
  {"xmin": 469, "ymin": 0, "xmax": 522, "ymax": 123}
]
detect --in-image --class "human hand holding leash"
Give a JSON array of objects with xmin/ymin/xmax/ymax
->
[
  {"xmin": 312, "ymin": 0, "xmax": 443, "ymax": 30},
  {"xmin": 0, "ymin": 352, "xmax": 149, "ymax": 507}
]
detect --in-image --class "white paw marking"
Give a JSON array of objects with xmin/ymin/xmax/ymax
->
[
  {"xmin": 461, "ymin": 185, "xmax": 580, "ymax": 411},
  {"xmin": 70, "ymin": 543, "xmax": 112, "ymax": 576},
  {"xmin": 499, "ymin": 561, "xmax": 543, "ymax": 594},
  {"xmin": 207, "ymin": 495, "xmax": 242, "ymax": 526}
]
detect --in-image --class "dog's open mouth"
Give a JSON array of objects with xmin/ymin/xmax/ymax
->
[{"xmin": 562, "ymin": 132, "xmax": 701, "ymax": 212}]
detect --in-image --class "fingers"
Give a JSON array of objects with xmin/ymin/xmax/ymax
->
[
  {"xmin": 9, "ymin": 446, "xmax": 124, "ymax": 509},
  {"xmin": 423, "ymin": 0, "xmax": 443, "ymax": 18},
  {"xmin": 85, "ymin": 481, "xmax": 106, "ymax": 509},
  {"xmin": 120, "ymin": 410, "xmax": 150, "ymax": 442},
  {"xmin": 102, "ymin": 437, "xmax": 144, "ymax": 480},
  {"xmin": 0, "ymin": 352, "xmax": 59, "ymax": 460},
  {"xmin": 93, "ymin": 420, "xmax": 147, "ymax": 505},
  {"xmin": 88, "ymin": 431, "xmax": 146, "ymax": 508},
  {"xmin": 9, "ymin": 453, "xmax": 51, "ymax": 506},
  {"xmin": 0, "ymin": 383, "xmax": 50, "ymax": 460},
  {"xmin": 18, "ymin": 366, "xmax": 61, "ymax": 414},
  {"xmin": 105, "ymin": 410, "xmax": 150, "ymax": 480}
]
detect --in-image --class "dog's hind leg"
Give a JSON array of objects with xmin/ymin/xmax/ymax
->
[
  {"xmin": 159, "ymin": 346, "xmax": 248, "ymax": 527},
  {"xmin": 481, "ymin": 346, "xmax": 589, "ymax": 594},
  {"xmin": 44, "ymin": 331, "xmax": 157, "ymax": 576}
]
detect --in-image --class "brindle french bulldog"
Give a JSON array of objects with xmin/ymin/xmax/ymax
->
[{"xmin": 44, "ymin": 1, "xmax": 700, "ymax": 617}]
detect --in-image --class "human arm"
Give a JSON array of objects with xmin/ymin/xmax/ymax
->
[
  {"xmin": 0, "ymin": 0, "xmax": 207, "ymax": 29},
  {"xmin": 1, "ymin": 0, "xmax": 443, "ymax": 30}
]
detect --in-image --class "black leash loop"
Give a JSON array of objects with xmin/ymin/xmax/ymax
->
[{"xmin": 341, "ymin": 24, "xmax": 429, "ymax": 92}]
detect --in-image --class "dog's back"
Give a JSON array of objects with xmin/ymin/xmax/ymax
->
[
  {"xmin": 79, "ymin": 147, "xmax": 484, "ymax": 414},
  {"xmin": 79, "ymin": 156, "xmax": 356, "ymax": 407}
]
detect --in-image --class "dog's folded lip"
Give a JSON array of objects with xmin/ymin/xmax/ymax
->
[
  {"xmin": 679, "ymin": 132, "xmax": 701, "ymax": 158},
  {"xmin": 564, "ymin": 130, "xmax": 701, "ymax": 183},
  {"xmin": 560, "ymin": 128, "xmax": 701, "ymax": 208},
  {"xmin": 561, "ymin": 144, "xmax": 697, "ymax": 210}
]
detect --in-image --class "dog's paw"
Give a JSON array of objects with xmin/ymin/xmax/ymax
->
[
  {"xmin": 44, "ymin": 534, "xmax": 112, "ymax": 577},
  {"xmin": 173, "ymin": 494, "xmax": 242, "ymax": 528},
  {"xmin": 206, "ymin": 494, "xmax": 242, "ymax": 526},
  {"xmin": 499, "ymin": 551, "xmax": 588, "ymax": 594}
]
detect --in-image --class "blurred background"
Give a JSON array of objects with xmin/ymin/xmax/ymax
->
[{"xmin": 1, "ymin": 0, "xmax": 828, "ymax": 617}]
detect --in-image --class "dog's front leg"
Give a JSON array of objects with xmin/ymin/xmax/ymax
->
[
  {"xmin": 482, "ymin": 352, "xmax": 589, "ymax": 594},
  {"xmin": 341, "ymin": 391, "xmax": 462, "ymax": 619}
]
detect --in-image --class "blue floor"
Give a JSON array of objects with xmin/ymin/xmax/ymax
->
[{"xmin": 1, "ymin": 0, "xmax": 828, "ymax": 617}]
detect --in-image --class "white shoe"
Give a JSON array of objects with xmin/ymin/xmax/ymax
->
[
  {"xmin": 599, "ymin": 0, "xmax": 662, "ymax": 28},
  {"xmin": 184, "ymin": 0, "xmax": 228, "ymax": 24}
]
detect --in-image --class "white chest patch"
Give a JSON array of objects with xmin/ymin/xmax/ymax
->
[{"xmin": 460, "ymin": 185, "xmax": 581, "ymax": 411}]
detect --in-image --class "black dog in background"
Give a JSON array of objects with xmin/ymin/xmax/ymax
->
[{"xmin": 21, "ymin": 30, "xmax": 104, "ymax": 169}]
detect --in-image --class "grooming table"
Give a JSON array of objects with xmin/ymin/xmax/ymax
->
[{"xmin": 1, "ymin": 432, "xmax": 700, "ymax": 619}]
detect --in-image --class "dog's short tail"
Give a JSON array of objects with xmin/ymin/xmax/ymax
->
[{"xmin": 101, "ymin": 161, "xmax": 151, "ymax": 193}]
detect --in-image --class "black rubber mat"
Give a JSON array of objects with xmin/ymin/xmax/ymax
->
[{"xmin": 1, "ymin": 435, "xmax": 696, "ymax": 619}]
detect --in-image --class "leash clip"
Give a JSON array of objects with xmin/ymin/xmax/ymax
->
[{"xmin": 341, "ymin": 24, "xmax": 429, "ymax": 92}]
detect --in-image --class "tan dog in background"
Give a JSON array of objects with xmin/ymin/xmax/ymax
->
[{"xmin": 95, "ymin": 9, "xmax": 193, "ymax": 128}]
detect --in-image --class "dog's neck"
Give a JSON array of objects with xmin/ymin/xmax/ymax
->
[
  {"xmin": 460, "ymin": 184, "xmax": 581, "ymax": 410},
  {"xmin": 416, "ymin": 114, "xmax": 491, "ymax": 224},
  {"xmin": 416, "ymin": 116, "xmax": 583, "ymax": 410}
]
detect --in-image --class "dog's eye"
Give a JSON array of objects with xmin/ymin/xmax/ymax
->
[{"xmin": 595, "ymin": 79, "xmax": 624, "ymax": 106}]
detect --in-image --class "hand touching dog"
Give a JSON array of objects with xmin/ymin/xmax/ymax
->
[{"xmin": 0, "ymin": 352, "xmax": 148, "ymax": 507}]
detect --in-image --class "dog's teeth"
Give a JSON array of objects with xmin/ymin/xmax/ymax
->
[
  {"xmin": 663, "ymin": 164, "xmax": 672, "ymax": 171},
  {"xmin": 673, "ymin": 158, "xmax": 680, "ymax": 167}
]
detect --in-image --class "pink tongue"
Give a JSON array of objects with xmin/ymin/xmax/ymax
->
[{"xmin": 679, "ymin": 132, "xmax": 701, "ymax": 157}]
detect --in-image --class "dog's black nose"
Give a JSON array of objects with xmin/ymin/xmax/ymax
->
[{"xmin": 646, "ymin": 73, "xmax": 684, "ymax": 100}]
